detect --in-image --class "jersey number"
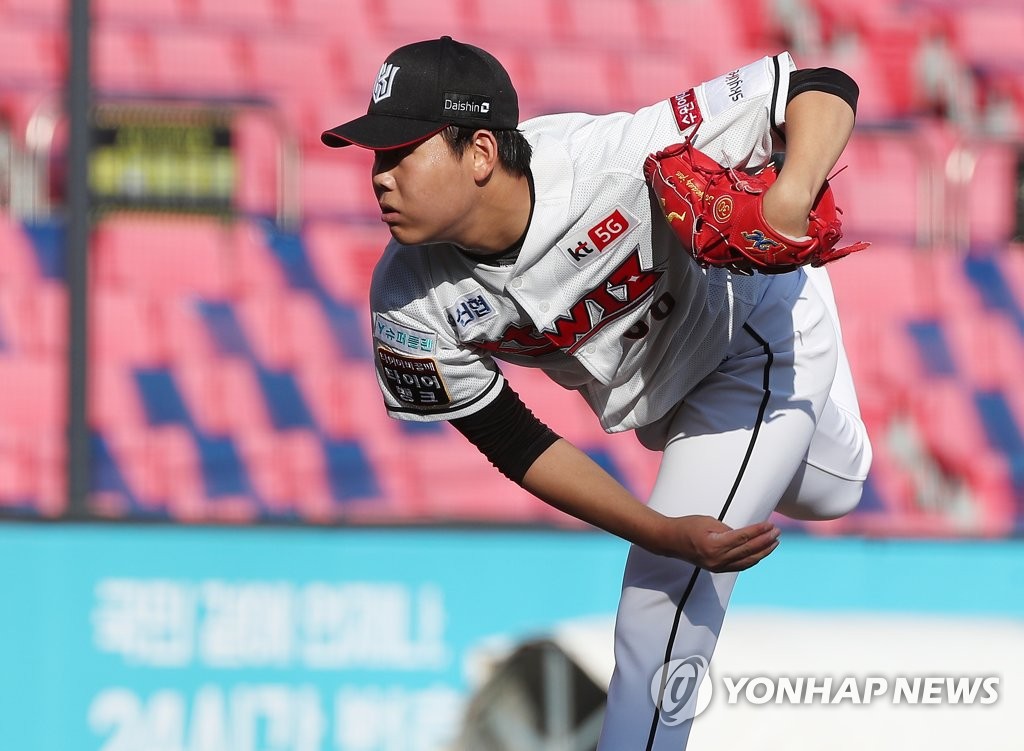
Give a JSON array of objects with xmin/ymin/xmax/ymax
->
[{"xmin": 623, "ymin": 292, "xmax": 676, "ymax": 340}]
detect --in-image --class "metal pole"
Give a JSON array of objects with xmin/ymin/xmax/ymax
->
[{"xmin": 65, "ymin": 0, "xmax": 91, "ymax": 518}]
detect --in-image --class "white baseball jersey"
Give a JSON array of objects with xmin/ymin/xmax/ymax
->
[{"xmin": 370, "ymin": 53, "xmax": 795, "ymax": 435}]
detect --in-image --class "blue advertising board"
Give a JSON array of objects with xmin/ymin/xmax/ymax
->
[{"xmin": 0, "ymin": 524, "xmax": 1021, "ymax": 750}]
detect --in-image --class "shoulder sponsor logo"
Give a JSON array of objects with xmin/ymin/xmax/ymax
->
[
  {"xmin": 373, "ymin": 62, "xmax": 400, "ymax": 103},
  {"xmin": 725, "ymin": 69, "xmax": 744, "ymax": 101},
  {"xmin": 374, "ymin": 314, "xmax": 436, "ymax": 354},
  {"xmin": 445, "ymin": 288, "xmax": 496, "ymax": 334},
  {"xmin": 557, "ymin": 208, "xmax": 637, "ymax": 268},
  {"xmin": 377, "ymin": 348, "xmax": 451, "ymax": 407},
  {"xmin": 669, "ymin": 88, "xmax": 703, "ymax": 132},
  {"xmin": 704, "ymin": 60, "xmax": 772, "ymax": 118}
]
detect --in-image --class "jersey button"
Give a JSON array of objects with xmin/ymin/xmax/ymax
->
[
  {"xmin": 539, "ymin": 302, "xmax": 550, "ymax": 313},
  {"xmin": 510, "ymin": 277, "xmax": 523, "ymax": 289},
  {"xmin": 585, "ymin": 345, "xmax": 596, "ymax": 355}
]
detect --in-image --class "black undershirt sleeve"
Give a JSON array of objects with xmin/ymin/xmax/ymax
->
[
  {"xmin": 449, "ymin": 381, "xmax": 561, "ymax": 485},
  {"xmin": 788, "ymin": 67, "xmax": 859, "ymax": 115}
]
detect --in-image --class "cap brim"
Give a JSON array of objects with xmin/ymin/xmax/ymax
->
[{"xmin": 321, "ymin": 114, "xmax": 447, "ymax": 150}]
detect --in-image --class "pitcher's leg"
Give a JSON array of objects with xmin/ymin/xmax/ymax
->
[{"xmin": 599, "ymin": 313, "xmax": 835, "ymax": 750}]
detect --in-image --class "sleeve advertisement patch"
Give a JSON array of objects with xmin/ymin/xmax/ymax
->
[{"xmin": 377, "ymin": 348, "xmax": 451, "ymax": 407}]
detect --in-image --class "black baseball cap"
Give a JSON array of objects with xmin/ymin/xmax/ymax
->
[{"xmin": 321, "ymin": 36, "xmax": 520, "ymax": 150}]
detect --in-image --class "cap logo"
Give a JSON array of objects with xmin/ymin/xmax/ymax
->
[
  {"xmin": 443, "ymin": 92, "xmax": 492, "ymax": 120},
  {"xmin": 372, "ymin": 63, "xmax": 400, "ymax": 103}
]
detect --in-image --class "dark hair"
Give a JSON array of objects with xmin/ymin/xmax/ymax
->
[{"xmin": 442, "ymin": 125, "xmax": 532, "ymax": 176}]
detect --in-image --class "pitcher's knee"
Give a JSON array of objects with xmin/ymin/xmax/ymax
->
[{"xmin": 775, "ymin": 464, "xmax": 865, "ymax": 521}]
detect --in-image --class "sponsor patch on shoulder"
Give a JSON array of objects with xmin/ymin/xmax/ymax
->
[
  {"xmin": 374, "ymin": 314, "xmax": 437, "ymax": 355},
  {"xmin": 445, "ymin": 288, "xmax": 496, "ymax": 335},
  {"xmin": 556, "ymin": 207, "xmax": 637, "ymax": 268},
  {"xmin": 669, "ymin": 88, "xmax": 703, "ymax": 133},
  {"xmin": 703, "ymin": 59, "xmax": 773, "ymax": 118},
  {"xmin": 376, "ymin": 347, "xmax": 451, "ymax": 407}
]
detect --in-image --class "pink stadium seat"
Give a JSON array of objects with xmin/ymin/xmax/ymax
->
[
  {"xmin": 234, "ymin": 428, "xmax": 299, "ymax": 514},
  {"xmin": 90, "ymin": 362, "xmax": 147, "ymax": 433},
  {"xmin": 30, "ymin": 432, "xmax": 66, "ymax": 517},
  {"xmin": 301, "ymin": 152, "xmax": 378, "ymax": 219},
  {"xmin": 144, "ymin": 425, "xmax": 207, "ymax": 522},
  {"xmin": 232, "ymin": 220, "xmax": 289, "ymax": 297},
  {"xmin": 0, "ymin": 354, "xmax": 65, "ymax": 435},
  {"xmin": 918, "ymin": 252, "xmax": 986, "ymax": 319},
  {"xmin": 149, "ymin": 31, "xmax": 250, "ymax": 94},
  {"xmin": 243, "ymin": 34, "xmax": 341, "ymax": 96},
  {"xmin": 560, "ymin": 0, "xmax": 646, "ymax": 48},
  {"xmin": 92, "ymin": 216, "xmax": 240, "ymax": 299},
  {"xmin": 644, "ymin": 0, "xmax": 746, "ymax": 70},
  {"xmin": 193, "ymin": 0, "xmax": 283, "ymax": 27},
  {"xmin": 295, "ymin": 360, "xmax": 383, "ymax": 438},
  {"xmin": 176, "ymin": 357, "xmax": 271, "ymax": 436},
  {"xmin": 950, "ymin": 6, "xmax": 1024, "ymax": 69},
  {"xmin": 93, "ymin": 27, "xmax": 155, "ymax": 92},
  {"xmin": 0, "ymin": 430, "xmax": 34, "ymax": 506},
  {"xmin": 0, "ymin": 283, "xmax": 67, "ymax": 357},
  {"xmin": 617, "ymin": 51, "xmax": 706, "ymax": 114},
  {"xmin": 834, "ymin": 133, "xmax": 934, "ymax": 243},
  {"xmin": 944, "ymin": 310, "xmax": 1022, "ymax": 391},
  {"xmin": 229, "ymin": 111, "xmax": 281, "ymax": 219},
  {"xmin": 525, "ymin": 46, "xmax": 621, "ymax": 115},
  {"xmin": 90, "ymin": 290, "xmax": 169, "ymax": 366},
  {"xmin": 158, "ymin": 296, "xmax": 220, "ymax": 364},
  {"xmin": 377, "ymin": 0, "xmax": 474, "ymax": 40},
  {"xmin": 284, "ymin": 290, "xmax": 353, "ymax": 366},
  {"xmin": 0, "ymin": 216, "xmax": 42, "ymax": 288},
  {"xmin": 0, "ymin": 25, "xmax": 62, "ymax": 82},
  {"xmin": 463, "ymin": 0, "xmax": 559, "ymax": 45},
  {"xmin": 963, "ymin": 142, "xmax": 1019, "ymax": 247},
  {"xmin": 287, "ymin": 0, "xmax": 383, "ymax": 36},
  {"xmin": 304, "ymin": 220, "xmax": 386, "ymax": 305},
  {"xmin": 272, "ymin": 428, "xmax": 332, "ymax": 518},
  {"xmin": 235, "ymin": 293, "xmax": 297, "ymax": 370},
  {"xmin": 999, "ymin": 248, "xmax": 1024, "ymax": 309},
  {"xmin": 93, "ymin": 0, "xmax": 184, "ymax": 23},
  {"xmin": 828, "ymin": 241, "xmax": 932, "ymax": 320}
]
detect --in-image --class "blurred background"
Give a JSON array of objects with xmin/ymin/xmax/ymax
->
[{"xmin": 0, "ymin": 0, "xmax": 1022, "ymax": 749}]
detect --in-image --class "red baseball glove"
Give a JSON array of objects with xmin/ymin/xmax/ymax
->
[{"xmin": 644, "ymin": 141, "xmax": 869, "ymax": 275}]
